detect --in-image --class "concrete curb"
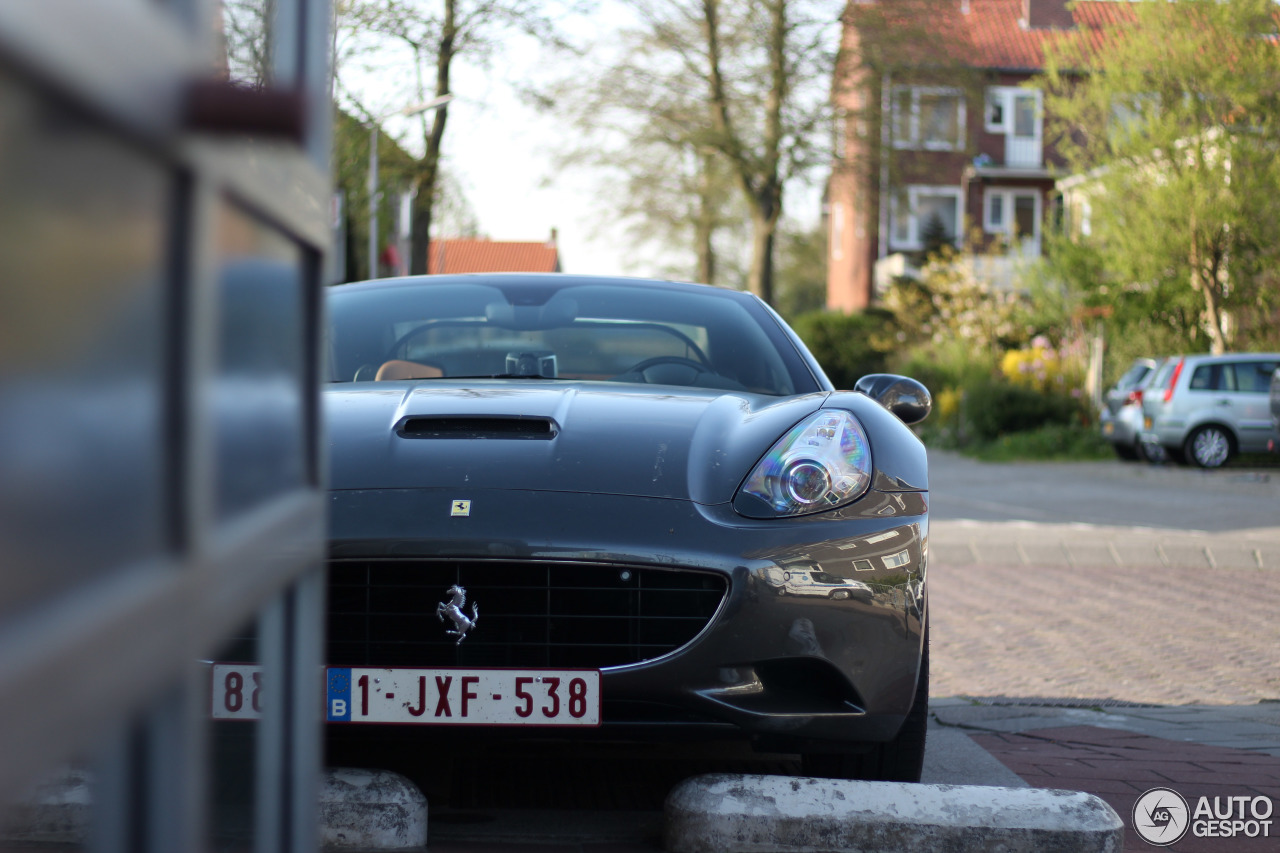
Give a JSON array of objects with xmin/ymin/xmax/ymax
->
[
  {"xmin": 0, "ymin": 767, "xmax": 91, "ymax": 844},
  {"xmin": 320, "ymin": 768, "xmax": 428, "ymax": 850},
  {"xmin": 664, "ymin": 773, "xmax": 1123, "ymax": 853}
]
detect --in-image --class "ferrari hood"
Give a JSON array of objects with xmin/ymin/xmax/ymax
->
[{"xmin": 325, "ymin": 381, "xmax": 829, "ymax": 504}]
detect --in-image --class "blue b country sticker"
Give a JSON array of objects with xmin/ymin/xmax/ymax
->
[{"xmin": 327, "ymin": 668, "xmax": 352, "ymax": 721}]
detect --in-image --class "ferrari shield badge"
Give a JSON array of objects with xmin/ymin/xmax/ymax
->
[
  {"xmin": 437, "ymin": 584, "xmax": 478, "ymax": 644},
  {"xmin": 451, "ymin": 500, "xmax": 471, "ymax": 517}
]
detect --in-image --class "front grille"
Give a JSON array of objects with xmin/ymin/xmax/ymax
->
[{"xmin": 327, "ymin": 560, "xmax": 727, "ymax": 669}]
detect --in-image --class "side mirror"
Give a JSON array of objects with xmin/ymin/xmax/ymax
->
[{"xmin": 854, "ymin": 374, "xmax": 932, "ymax": 426}]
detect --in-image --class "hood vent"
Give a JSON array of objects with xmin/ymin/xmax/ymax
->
[{"xmin": 396, "ymin": 415, "xmax": 558, "ymax": 440}]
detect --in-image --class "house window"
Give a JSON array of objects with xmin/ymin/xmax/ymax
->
[
  {"xmin": 985, "ymin": 89, "xmax": 1006, "ymax": 132},
  {"xmin": 984, "ymin": 188, "xmax": 1042, "ymax": 252},
  {"xmin": 891, "ymin": 86, "xmax": 965, "ymax": 151},
  {"xmin": 985, "ymin": 86, "xmax": 1043, "ymax": 168},
  {"xmin": 889, "ymin": 186, "xmax": 964, "ymax": 251}
]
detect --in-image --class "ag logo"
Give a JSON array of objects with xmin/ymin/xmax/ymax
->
[{"xmin": 1133, "ymin": 787, "xmax": 1190, "ymax": 846}]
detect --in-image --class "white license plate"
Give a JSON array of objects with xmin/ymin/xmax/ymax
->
[
  {"xmin": 210, "ymin": 663, "xmax": 264, "ymax": 720},
  {"xmin": 209, "ymin": 664, "xmax": 601, "ymax": 727},
  {"xmin": 327, "ymin": 667, "xmax": 601, "ymax": 726}
]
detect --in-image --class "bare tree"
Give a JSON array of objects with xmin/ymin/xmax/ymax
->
[
  {"xmin": 338, "ymin": 0, "xmax": 563, "ymax": 274},
  {"xmin": 544, "ymin": 0, "xmax": 837, "ymax": 302},
  {"xmin": 695, "ymin": 0, "xmax": 837, "ymax": 304},
  {"xmin": 217, "ymin": 0, "xmax": 272, "ymax": 86},
  {"xmin": 543, "ymin": 15, "xmax": 747, "ymax": 284}
]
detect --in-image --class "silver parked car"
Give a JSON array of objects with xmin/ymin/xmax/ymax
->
[
  {"xmin": 1140, "ymin": 353, "xmax": 1280, "ymax": 468},
  {"xmin": 1271, "ymin": 367, "xmax": 1280, "ymax": 453},
  {"xmin": 1100, "ymin": 357, "xmax": 1163, "ymax": 461}
]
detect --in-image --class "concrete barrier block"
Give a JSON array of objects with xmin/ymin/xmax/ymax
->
[
  {"xmin": 665, "ymin": 774, "xmax": 1123, "ymax": 853},
  {"xmin": 320, "ymin": 768, "xmax": 427, "ymax": 850},
  {"xmin": 0, "ymin": 767, "xmax": 91, "ymax": 844}
]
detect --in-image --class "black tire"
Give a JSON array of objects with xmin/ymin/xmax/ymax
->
[
  {"xmin": 1186, "ymin": 425, "xmax": 1234, "ymax": 469},
  {"xmin": 1137, "ymin": 439, "xmax": 1167, "ymax": 464},
  {"xmin": 1113, "ymin": 443, "xmax": 1140, "ymax": 462},
  {"xmin": 802, "ymin": 623, "xmax": 929, "ymax": 782}
]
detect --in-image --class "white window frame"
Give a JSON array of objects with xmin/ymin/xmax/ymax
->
[
  {"xmin": 985, "ymin": 86, "xmax": 1044, "ymax": 167},
  {"xmin": 983, "ymin": 187, "xmax": 1042, "ymax": 248},
  {"xmin": 889, "ymin": 185, "xmax": 965, "ymax": 251},
  {"xmin": 984, "ymin": 87, "xmax": 1009, "ymax": 133},
  {"xmin": 985, "ymin": 86, "xmax": 1041, "ymax": 134},
  {"xmin": 890, "ymin": 86, "xmax": 966, "ymax": 151}
]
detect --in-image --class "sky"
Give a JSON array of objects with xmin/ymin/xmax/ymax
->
[{"xmin": 346, "ymin": 1, "xmax": 828, "ymax": 281}]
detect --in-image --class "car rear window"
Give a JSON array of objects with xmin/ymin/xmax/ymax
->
[
  {"xmin": 1235, "ymin": 361, "xmax": 1279, "ymax": 393},
  {"xmin": 1189, "ymin": 364, "xmax": 1225, "ymax": 391},
  {"xmin": 1117, "ymin": 362, "xmax": 1152, "ymax": 389}
]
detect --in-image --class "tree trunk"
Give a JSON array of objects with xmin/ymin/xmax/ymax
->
[
  {"xmin": 1188, "ymin": 211, "xmax": 1227, "ymax": 355},
  {"xmin": 699, "ymin": 0, "xmax": 787, "ymax": 306},
  {"xmin": 695, "ymin": 149, "xmax": 716, "ymax": 285},
  {"xmin": 409, "ymin": 0, "xmax": 455, "ymax": 275},
  {"xmin": 748, "ymin": 205, "xmax": 779, "ymax": 305}
]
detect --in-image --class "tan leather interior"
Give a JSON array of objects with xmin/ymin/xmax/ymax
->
[{"xmin": 375, "ymin": 360, "xmax": 444, "ymax": 381}]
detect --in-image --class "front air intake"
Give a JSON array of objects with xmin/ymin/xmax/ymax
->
[
  {"xmin": 396, "ymin": 416, "xmax": 557, "ymax": 440},
  {"xmin": 327, "ymin": 559, "xmax": 728, "ymax": 669}
]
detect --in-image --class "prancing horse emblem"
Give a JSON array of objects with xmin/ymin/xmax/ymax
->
[{"xmin": 436, "ymin": 584, "xmax": 478, "ymax": 644}]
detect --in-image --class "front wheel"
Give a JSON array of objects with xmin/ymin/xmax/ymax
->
[
  {"xmin": 802, "ymin": 624, "xmax": 929, "ymax": 782},
  {"xmin": 1186, "ymin": 425, "xmax": 1233, "ymax": 469}
]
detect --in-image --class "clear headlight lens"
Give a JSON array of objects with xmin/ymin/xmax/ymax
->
[{"xmin": 738, "ymin": 409, "xmax": 872, "ymax": 517}]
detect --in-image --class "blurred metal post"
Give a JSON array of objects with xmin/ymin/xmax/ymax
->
[{"xmin": 0, "ymin": 0, "xmax": 333, "ymax": 850}]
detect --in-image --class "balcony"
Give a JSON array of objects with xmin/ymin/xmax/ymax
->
[{"xmin": 1006, "ymin": 135, "xmax": 1043, "ymax": 169}]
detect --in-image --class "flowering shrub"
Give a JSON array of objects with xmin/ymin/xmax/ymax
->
[
  {"xmin": 998, "ymin": 335, "xmax": 1087, "ymax": 398},
  {"xmin": 915, "ymin": 251, "xmax": 1028, "ymax": 350}
]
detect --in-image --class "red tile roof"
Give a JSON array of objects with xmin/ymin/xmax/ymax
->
[
  {"xmin": 848, "ymin": 0, "xmax": 1134, "ymax": 72},
  {"xmin": 428, "ymin": 238, "xmax": 561, "ymax": 274}
]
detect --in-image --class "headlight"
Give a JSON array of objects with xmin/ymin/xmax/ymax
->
[{"xmin": 735, "ymin": 409, "xmax": 872, "ymax": 518}]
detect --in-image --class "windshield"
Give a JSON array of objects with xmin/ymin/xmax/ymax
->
[{"xmin": 326, "ymin": 278, "xmax": 811, "ymax": 396}]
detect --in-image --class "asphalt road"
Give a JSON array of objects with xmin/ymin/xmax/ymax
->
[{"xmin": 927, "ymin": 449, "xmax": 1279, "ymax": 532}]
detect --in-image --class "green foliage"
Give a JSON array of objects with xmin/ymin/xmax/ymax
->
[
  {"xmin": 889, "ymin": 338, "xmax": 995, "ymax": 403},
  {"xmin": 878, "ymin": 251, "xmax": 1033, "ymax": 351},
  {"xmin": 1040, "ymin": 0, "xmax": 1280, "ymax": 354},
  {"xmin": 773, "ymin": 222, "xmax": 830, "ymax": 322},
  {"xmin": 962, "ymin": 378, "xmax": 1083, "ymax": 444},
  {"xmin": 789, "ymin": 309, "xmax": 897, "ymax": 389},
  {"xmin": 965, "ymin": 423, "xmax": 1114, "ymax": 463},
  {"xmin": 918, "ymin": 213, "xmax": 952, "ymax": 261},
  {"xmin": 331, "ymin": 109, "xmax": 416, "ymax": 282}
]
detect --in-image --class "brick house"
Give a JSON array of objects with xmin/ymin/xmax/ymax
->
[
  {"xmin": 826, "ymin": 0, "xmax": 1127, "ymax": 312},
  {"xmin": 428, "ymin": 229, "xmax": 562, "ymax": 274}
]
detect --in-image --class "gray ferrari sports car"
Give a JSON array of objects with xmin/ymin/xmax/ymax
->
[{"xmin": 323, "ymin": 273, "xmax": 931, "ymax": 782}]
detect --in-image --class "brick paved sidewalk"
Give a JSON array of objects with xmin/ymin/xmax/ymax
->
[
  {"xmin": 973, "ymin": 725, "xmax": 1280, "ymax": 852},
  {"xmin": 929, "ymin": 555, "xmax": 1280, "ymax": 706}
]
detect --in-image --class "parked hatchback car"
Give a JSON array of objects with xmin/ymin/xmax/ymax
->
[
  {"xmin": 314, "ymin": 273, "xmax": 933, "ymax": 782},
  {"xmin": 1140, "ymin": 353, "xmax": 1280, "ymax": 467},
  {"xmin": 1271, "ymin": 367, "xmax": 1280, "ymax": 452},
  {"xmin": 1100, "ymin": 357, "xmax": 1163, "ymax": 461}
]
